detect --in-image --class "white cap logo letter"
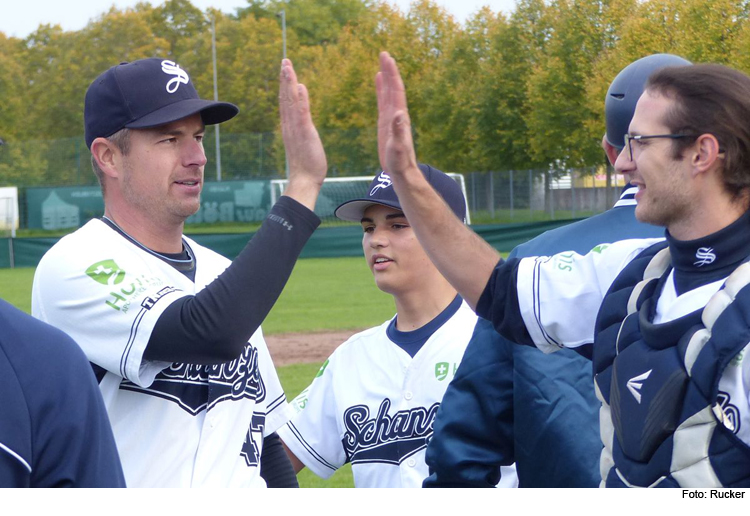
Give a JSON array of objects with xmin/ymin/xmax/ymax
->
[
  {"xmin": 370, "ymin": 172, "xmax": 393, "ymax": 196},
  {"xmin": 161, "ymin": 60, "xmax": 190, "ymax": 93}
]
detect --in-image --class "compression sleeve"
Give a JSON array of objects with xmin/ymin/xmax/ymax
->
[
  {"xmin": 145, "ymin": 196, "xmax": 320, "ymax": 364},
  {"xmin": 260, "ymin": 432, "xmax": 299, "ymax": 488},
  {"xmin": 475, "ymin": 257, "xmax": 536, "ymax": 347}
]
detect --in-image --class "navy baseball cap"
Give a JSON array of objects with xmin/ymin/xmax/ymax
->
[
  {"xmin": 84, "ymin": 58, "xmax": 239, "ymax": 148},
  {"xmin": 335, "ymin": 164, "xmax": 467, "ymax": 223}
]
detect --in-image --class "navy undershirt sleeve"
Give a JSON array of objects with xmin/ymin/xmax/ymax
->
[
  {"xmin": 260, "ymin": 432, "xmax": 299, "ymax": 488},
  {"xmin": 475, "ymin": 257, "xmax": 536, "ymax": 347},
  {"xmin": 145, "ymin": 196, "xmax": 320, "ymax": 364}
]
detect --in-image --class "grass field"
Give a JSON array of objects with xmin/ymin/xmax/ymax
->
[{"xmin": 0, "ymin": 257, "xmax": 396, "ymax": 488}]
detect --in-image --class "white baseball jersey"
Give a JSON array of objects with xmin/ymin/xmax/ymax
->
[
  {"xmin": 515, "ymin": 237, "xmax": 750, "ymax": 447},
  {"xmin": 278, "ymin": 300, "xmax": 518, "ymax": 488},
  {"xmin": 31, "ymin": 219, "xmax": 293, "ymax": 487}
]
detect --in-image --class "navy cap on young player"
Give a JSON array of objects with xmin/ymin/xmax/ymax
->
[
  {"xmin": 84, "ymin": 58, "xmax": 239, "ymax": 148},
  {"xmin": 335, "ymin": 164, "xmax": 467, "ymax": 223}
]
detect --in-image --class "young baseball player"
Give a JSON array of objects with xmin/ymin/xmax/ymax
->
[
  {"xmin": 376, "ymin": 53, "xmax": 750, "ymax": 487},
  {"xmin": 277, "ymin": 164, "xmax": 518, "ymax": 488},
  {"xmin": 31, "ymin": 57, "xmax": 327, "ymax": 487}
]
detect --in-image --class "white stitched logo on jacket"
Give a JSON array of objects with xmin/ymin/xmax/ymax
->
[
  {"xmin": 694, "ymin": 247, "xmax": 716, "ymax": 267},
  {"xmin": 626, "ymin": 369, "xmax": 652, "ymax": 404},
  {"xmin": 161, "ymin": 60, "xmax": 190, "ymax": 93},
  {"xmin": 369, "ymin": 172, "xmax": 393, "ymax": 196}
]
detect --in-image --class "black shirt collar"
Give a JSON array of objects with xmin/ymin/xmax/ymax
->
[
  {"xmin": 665, "ymin": 210, "xmax": 750, "ymax": 295},
  {"xmin": 666, "ymin": 209, "xmax": 750, "ymax": 273}
]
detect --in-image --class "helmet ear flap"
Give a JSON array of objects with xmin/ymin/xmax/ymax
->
[{"xmin": 604, "ymin": 54, "xmax": 692, "ymax": 150}]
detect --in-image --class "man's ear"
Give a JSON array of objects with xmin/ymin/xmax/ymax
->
[
  {"xmin": 691, "ymin": 133, "xmax": 723, "ymax": 176},
  {"xmin": 90, "ymin": 137, "xmax": 122, "ymax": 179},
  {"xmin": 601, "ymin": 136, "xmax": 621, "ymax": 166}
]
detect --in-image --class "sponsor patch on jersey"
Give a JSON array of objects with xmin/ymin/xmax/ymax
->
[
  {"xmin": 86, "ymin": 259, "xmax": 126, "ymax": 286},
  {"xmin": 341, "ymin": 399, "xmax": 439, "ymax": 465},
  {"xmin": 85, "ymin": 259, "xmax": 170, "ymax": 313},
  {"xmin": 290, "ymin": 386, "xmax": 310, "ymax": 413},
  {"xmin": 435, "ymin": 362, "xmax": 449, "ymax": 381},
  {"xmin": 316, "ymin": 359, "xmax": 329, "ymax": 378},
  {"xmin": 591, "ymin": 244, "xmax": 610, "ymax": 254},
  {"xmin": 554, "ymin": 251, "xmax": 576, "ymax": 273}
]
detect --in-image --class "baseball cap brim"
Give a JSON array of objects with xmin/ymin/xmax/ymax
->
[
  {"xmin": 334, "ymin": 198, "xmax": 403, "ymax": 222},
  {"xmin": 125, "ymin": 98, "xmax": 239, "ymax": 129}
]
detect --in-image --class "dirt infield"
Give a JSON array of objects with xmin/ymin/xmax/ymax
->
[{"xmin": 265, "ymin": 330, "xmax": 361, "ymax": 366}]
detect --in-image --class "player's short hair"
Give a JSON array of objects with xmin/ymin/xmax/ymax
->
[
  {"xmin": 647, "ymin": 64, "xmax": 750, "ymax": 202},
  {"xmin": 90, "ymin": 128, "xmax": 131, "ymax": 194}
]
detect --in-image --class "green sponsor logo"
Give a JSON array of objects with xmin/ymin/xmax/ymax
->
[
  {"xmin": 591, "ymin": 244, "xmax": 610, "ymax": 254},
  {"xmin": 435, "ymin": 362, "xmax": 449, "ymax": 381},
  {"xmin": 290, "ymin": 387, "xmax": 311, "ymax": 413},
  {"xmin": 316, "ymin": 359, "xmax": 329, "ymax": 378},
  {"xmin": 86, "ymin": 259, "xmax": 126, "ymax": 286}
]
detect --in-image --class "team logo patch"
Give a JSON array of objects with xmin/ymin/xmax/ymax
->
[
  {"xmin": 161, "ymin": 60, "xmax": 190, "ymax": 93},
  {"xmin": 369, "ymin": 172, "xmax": 393, "ymax": 196},
  {"xmin": 86, "ymin": 259, "xmax": 126, "ymax": 286},
  {"xmin": 435, "ymin": 362, "xmax": 449, "ymax": 381},
  {"xmin": 694, "ymin": 247, "xmax": 716, "ymax": 267}
]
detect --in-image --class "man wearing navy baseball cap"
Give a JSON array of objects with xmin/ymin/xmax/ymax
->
[{"xmin": 32, "ymin": 57, "xmax": 328, "ymax": 487}]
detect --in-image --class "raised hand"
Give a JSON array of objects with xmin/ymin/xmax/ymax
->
[
  {"xmin": 279, "ymin": 59, "xmax": 327, "ymax": 210},
  {"xmin": 376, "ymin": 52, "xmax": 419, "ymax": 179}
]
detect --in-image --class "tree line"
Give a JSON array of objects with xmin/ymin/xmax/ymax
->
[{"xmin": 1, "ymin": 0, "xmax": 749, "ymax": 187}]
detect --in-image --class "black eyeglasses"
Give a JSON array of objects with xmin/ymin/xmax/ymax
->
[{"xmin": 623, "ymin": 133, "xmax": 697, "ymax": 161}]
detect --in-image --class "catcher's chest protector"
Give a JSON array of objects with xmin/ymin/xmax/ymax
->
[{"xmin": 592, "ymin": 243, "xmax": 750, "ymax": 487}]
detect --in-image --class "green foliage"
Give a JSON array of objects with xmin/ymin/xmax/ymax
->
[
  {"xmin": 4, "ymin": 0, "xmax": 750, "ymax": 188},
  {"xmin": 237, "ymin": 0, "xmax": 374, "ymax": 47}
]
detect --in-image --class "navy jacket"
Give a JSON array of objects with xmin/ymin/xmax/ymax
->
[{"xmin": 0, "ymin": 299, "xmax": 125, "ymax": 487}]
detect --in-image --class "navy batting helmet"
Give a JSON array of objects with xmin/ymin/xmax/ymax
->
[{"xmin": 605, "ymin": 53, "xmax": 692, "ymax": 150}]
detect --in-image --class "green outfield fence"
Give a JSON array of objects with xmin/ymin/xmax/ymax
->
[{"xmin": 0, "ymin": 219, "xmax": 583, "ymax": 269}]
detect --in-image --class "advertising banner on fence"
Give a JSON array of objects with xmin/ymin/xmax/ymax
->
[{"xmin": 24, "ymin": 180, "xmax": 272, "ymax": 230}]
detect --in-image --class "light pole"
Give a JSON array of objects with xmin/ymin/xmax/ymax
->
[
  {"xmin": 208, "ymin": 13, "xmax": 222, "ymax": 182},
  {"xmin": 277, "ymin": 10, "xmax": 289, "ymax": 178},
  {"xmin": 278, "ymin": 10, "xmax": 287, "ymax": 59}
]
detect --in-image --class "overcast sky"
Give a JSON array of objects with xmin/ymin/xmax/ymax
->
[{"xmin": 0, "ymin": 0, "xmax": 518, "ymax": 39}]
